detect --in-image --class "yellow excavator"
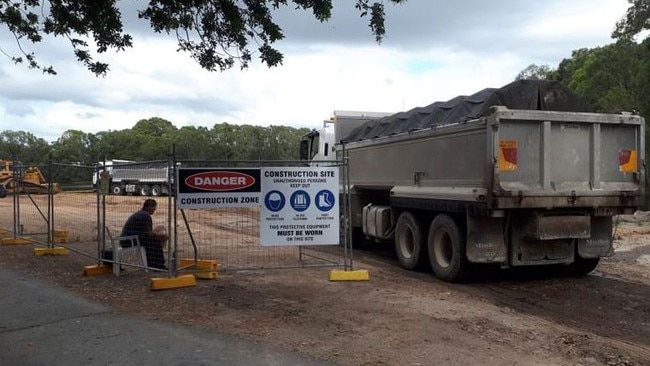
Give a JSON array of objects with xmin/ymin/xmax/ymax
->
[{"xmin": 0, "ymin": 160, "xmax": 61, "ymax": 195}]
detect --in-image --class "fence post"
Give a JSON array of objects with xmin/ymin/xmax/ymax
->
[{"xmin": 48, "ymin": 152, "xmax": 54, "ymax": 248}]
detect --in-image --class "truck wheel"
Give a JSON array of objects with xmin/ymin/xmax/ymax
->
[
  {"xmin": 427, "ymin": 214, "xmax": 467, "ymax": 282},
  {"xmin": 111, "ymin": 185, "xmax": 123, "ymax": 195},
  {"xmin": 394, "ymin": 211, "xmax": 427, "ymax": 270},
  {"xmin": 150, "ymin": 185, "xmax": 162, "ymax": 196},
  {"xmin": 139, "ymin": 185, "xmax": 151, "ymax": 196}
]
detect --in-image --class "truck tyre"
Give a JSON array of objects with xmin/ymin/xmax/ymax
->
[
  {"xmin": 150, "ymin": 185, "xmax": 162, "ymax": 196},
  {"xmin": 395, "ymin": 211, "xmax": 427, "ymax": 270},
  {"xmin": 111, "ymin": 184, "xmax": 123, "ymax": 195},
  {"xmin": 139, "ymin": 185, "xmax": 151, "ymax": 196},
  {"xmin": 427, "ymin": 214, "xmax": 467, "ymax": 282}
]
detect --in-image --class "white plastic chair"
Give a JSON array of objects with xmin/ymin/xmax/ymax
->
[{"xmin": 105, "ymin": 227, "xmax": 148, "ymax": 276}]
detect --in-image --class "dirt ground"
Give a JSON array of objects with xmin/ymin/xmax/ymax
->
[{"xmin": 0, "ymin": 193, "xmax": 649, "ymax": 366}]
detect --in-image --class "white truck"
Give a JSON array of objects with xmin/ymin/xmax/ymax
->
[
  {"xmin": 95, "ymin": 160, "xmax": 172, "ymax": 196},
  {"xmin": 93, "ymin": 159, "xmax": 134, "ymax": 187},
  {"xmin": 300, "ymin": 80, "xmax": 646, "ymax": 282},
  {"xmin": 301, "ymin": 110, "xmax": 392, "ymax": 166}
]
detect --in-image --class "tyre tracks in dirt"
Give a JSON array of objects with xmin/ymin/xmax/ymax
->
[{"xmin": 349, "ymin": 246, "xmax": 650, "ymax": 364}]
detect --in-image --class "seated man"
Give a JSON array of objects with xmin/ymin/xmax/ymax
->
[{"xmin": 120, "ymin": 198, "xmax": 168, "ymax": 270}]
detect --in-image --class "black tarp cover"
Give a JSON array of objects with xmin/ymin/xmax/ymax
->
[{"xmin": 343, "ymin": 80, "xmax": 591, "ymax": 142}]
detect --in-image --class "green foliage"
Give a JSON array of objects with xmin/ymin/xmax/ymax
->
[
  {"xmin": 613, "ymin": 0, "xmax": 650, "ymax": 40},
  {"xmin": 355, "ymin": 0, "xmax": 406, "ymax": 43},
  {"xmin": 0, "ymin": 130, "xmax": 50, "ymax": 164},
  {"xmin": 558, "ymin": 40, "xmax": 645, "ymax": 115},
  {"xmin": 0, "ymin": 0, "xmax": 406, "ymax": 76},
  {"xmin": 171, "ymin": 126, "xmax": 214, "ymax": 160},
  {"xmin": 0, "ymin": 0, "xmax": 131, "ymax": 75},
  {"xmin": 0, "ymin": 119, "xmax": 310, "ymax": 166},
  {"xmin": 132, "ymin": 117, "xmax": 177, "ymax": 137},
  {"xmin": 515, "ymin": 64, "xmax": 555, "ymax": 81},
  {"xmin": 51, "ymin": 129, "xmax": 97, "ymax": 164},
  {"xmin": 515, "ymin": 36, "xmax": 650, "ymax": 167}
]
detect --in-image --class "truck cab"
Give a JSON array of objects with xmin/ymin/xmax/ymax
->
[
  {"xmin": 300, "ymin": 111, "xmax": 393, "ymax": 165},
  {"xmin": 93, "ymin": 159, "xmax": 135, "ymax": 187}
]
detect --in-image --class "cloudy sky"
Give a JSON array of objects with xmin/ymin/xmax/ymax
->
[{"xmin": 0, "ymin": 0, "xmax": 631, "ymax": 142}]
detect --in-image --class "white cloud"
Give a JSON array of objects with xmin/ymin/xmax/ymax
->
[
  {"xmin": 522, "ymin": 0, "xmax": 627, "ymax": 45},
  {"xmin": 0, "ymin": 0, "xmax": 631, "ymax": 143}
]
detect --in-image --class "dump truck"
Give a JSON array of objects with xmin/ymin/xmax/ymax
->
[
  {"xmin": 300, "ymin": 80, "xmax": 646, "ymax": 282},
  {"xmin": 92, "ymin": 159, "xmax": 134, "ymax": 187},
  {"xmin": 97, "ymin": 161, "xmax": 172, "ymax": 196},
  {"xmin": 301, "ymin": 110, "xmax": 392, "ymax": 166},
  {"xmin": 0, "ymin": 160, "xmax": 61, "ymax": 195}
]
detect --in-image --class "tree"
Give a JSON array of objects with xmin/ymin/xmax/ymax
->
[
  {"xmin": 171, "ymin": 126, "xmax": 214, "ymax": 160},
  {"xmin": 0, "ymin": 0, "xmax": 406, "ymax": 76},
  {"xmin": 51, "ymin": 129, "xmax": 96, "ymax": 164},
  {"xmin": 561, "ymin": 40, "xmax": 644, "ymax": 114},
  {"xmin": 549, "ymin": 39, "xmax": 650, "ymax": 165},
  {"xmin": 132, "ymin": 117, "xmax": 177, "ymax": 137},
  {"xmin": 613, "ymin": 0, "xmax": 650, "ymax": 40},
  {"xmin": 94, "ymin": 128, "xmax": 143, "ymax": 161},
  {"xmin": 0, "ymin": 130, "xmax": 50, "ymax": 164},
  {"xmin": 515, "ymin": 64, "xmax": 555, "ymax": 81},
  {"xmin": 553, "ymin": 48, "xmax": 594, "ymax": 86}
]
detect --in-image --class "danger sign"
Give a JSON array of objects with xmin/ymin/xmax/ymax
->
[{"xmin": 177, "ymin": 168, "xmax": 261, "ymax": 209}]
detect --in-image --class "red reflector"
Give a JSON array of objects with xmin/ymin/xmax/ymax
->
[{"xmin": 619, "ymin": 150, "xmax": 631, "ymax": 165}]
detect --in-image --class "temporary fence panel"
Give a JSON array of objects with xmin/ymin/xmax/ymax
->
[
  {"xmin": 1, "ymin": 157, "xmax": 351, "ymax": 277},
  {"xmin": 0, "ymin": 162, "xmax": 98, "ymax": 249},
  {"xmin": 174, "ymin": 160, "xmax": 350, "ymax": 273},
  {"xmin": 51, "ymin": 163, "xmax": 97, "ymax": 247},
  {"xmin": 95, "ymin": 160, "xmax": 174, "ymax": 271}
]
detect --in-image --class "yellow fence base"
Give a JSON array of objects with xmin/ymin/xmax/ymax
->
[
  {"xmin": 2, "ymin": 237, "xmax": 32, "ymax": 246},
  {"xmin": 83, "ymin": 264, "xmax": 112, "ymax": 276},
  {"xmin": 34, "ymin": 247, "xmax": 69, "ymax": 256},
  {"xmin": 150, "ymin": 274, "xmax": 197, "ymax": 290},
  {"xmin": 0, "ymin": 228, "xmax": 8, "ymax": 236},
  {"xmin": 194, "ymin": 272, "xmax": 218, "ymax": 280},
  {"xmin": 328, "ymin": 269, "xmax": 370, "ymax": 281},
  {"xmin": 53, "ymin": 230, "xmax": 69, "ymax": 243},
  {"xmin": 178, "ymin": 258, "xmax": 219, "ymax": 280}
]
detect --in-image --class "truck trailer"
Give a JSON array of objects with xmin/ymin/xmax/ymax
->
[
  {"xmin": 96, "ymin": 160, "xmax": 172, "ymax": 196},
  {"xmin": 300, "ymin": 80, "xmax": 646, "ymax": 282}
]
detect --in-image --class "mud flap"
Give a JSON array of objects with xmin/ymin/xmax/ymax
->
[
  {"xmin": 466, "ymin": 214, "xmax": 507, "ymax": 263},
  {"xmin": 577, "ymin": 216, "xmax": 613, "ymax": 258},
  {"xmin": 522, "ymin": 215, "xmax": 590, "ymax": 240},
  {"xmin": 510, "ymin": 214, "xmax": 575, "ymax": 266},
  {"xmin": 511, "ymin": 238, "xmax": 575, "ymax": 265}
]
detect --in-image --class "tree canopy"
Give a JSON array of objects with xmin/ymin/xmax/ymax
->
[
  {"xmin": 0, "ymin": 0, "xmax": 405, "ymax": 76},
  {"xmin": 613, "ymin": 0, "xmax": 650, "ymax": 40},
  {"xmin": 515, "ymin": 38, "xmax": 650, "ymax": 162},
  {"xmin": 515, "ymin": 64, "xmax": 554, "ymax": 81},
  {"xmin": 1, "ymin": 118, "xmax": 310, "ymax": 168}
]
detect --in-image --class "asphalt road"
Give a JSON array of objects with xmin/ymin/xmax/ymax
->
[{"xmin": 0, "ymin": 268, "xmax": 335, "ymax": 366}]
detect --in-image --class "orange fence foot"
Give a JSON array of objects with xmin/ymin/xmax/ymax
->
[
  {"xmin": 83, "ymin": 265, "xmax": 112, "ymax": 276},
  {"xmin": 34, "ymin": 247, "xmax": 69, "ymax": 256},
  {"xmin": 178, "ymin": 258, "xmax": 219, "ymax": 280},
  {"xmin": 150, "ymin": 275, "xmax": 197, "ymax": 290},
  {"xmin": 2, "ymin": 237, "xmax": 32, "ymax": 246}
]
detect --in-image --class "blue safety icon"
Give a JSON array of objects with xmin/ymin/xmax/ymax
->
[
  {"xmin": 264, "ymin": 190, "xmax": 285, "ymax": 212},
  {"xmin": 290, "ymin": 190, "xmax": 310, "ymax": 212},
  {"xmin": 315, "ymin": 190, "xmax": 335, "ymax": 212}
]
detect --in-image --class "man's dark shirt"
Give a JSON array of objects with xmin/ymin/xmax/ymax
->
[
  {"xmin": 121, "ymin": 209, "xmax": 152, "ymax": 240},
  {"xmin": 118, "ymin": 208, "xmax": 166, "ymax": 269}
]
